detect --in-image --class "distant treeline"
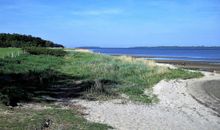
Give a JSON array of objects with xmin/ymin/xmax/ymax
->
[{"xmin": 0, "ymin": 33, "xmax": 64, "ymax": 48}]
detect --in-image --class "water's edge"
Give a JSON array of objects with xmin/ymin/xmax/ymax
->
[{"xmin": 87, "ymin": 47, "xmax": 220, "ymax": 63}]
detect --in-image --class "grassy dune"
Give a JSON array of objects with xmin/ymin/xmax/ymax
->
[
  {"xmin": 0, "ymin": 48, "xmax": 203, "ymax": 103},
  {"xmin": 61, "ymin": 51, "xmax": 203, "ymax": 103},
  {"xmin": 0, "ymin": 48, "xmax": 203, "ymax": 129}
]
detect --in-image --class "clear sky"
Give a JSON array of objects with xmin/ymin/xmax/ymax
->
[{"xmin": 0, "ymin": 0, "xmax": 220, "ymax": 47}]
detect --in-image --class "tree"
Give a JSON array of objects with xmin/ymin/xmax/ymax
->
[{"xmin": 0, "ymin": 33, "xmax": 64, "ymax": 48}]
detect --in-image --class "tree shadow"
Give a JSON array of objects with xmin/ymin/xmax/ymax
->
[{"xmin": 0, "ymin": 69, "xmax": 95, "ymax": 106}]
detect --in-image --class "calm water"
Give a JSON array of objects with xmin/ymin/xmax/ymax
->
[{"xmin": 88, "ymin": 47, "xmax": 220, "ymax": 63}]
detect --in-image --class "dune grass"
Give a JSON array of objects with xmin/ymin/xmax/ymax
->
[
  {"xmin": 61, "ymin": 51, "xmax": 203, "ymax": 103},
  {"xmin": 0, "ymin": 49, "xmax": 203, "ymax": 104},
  {"xmin": 0, "ymin": 48, "xmax": 203, "ymax": 129},
  {"xmin": 0, "ymin": 54, "xmax": 63, "ymax": 74},
  {"xmin": 0, "ymin": 48, "xmax": 22, "ymax": 58},
  {"xmin": 0, "ymin": 49, "xmax": 112, "ymax": 129}
]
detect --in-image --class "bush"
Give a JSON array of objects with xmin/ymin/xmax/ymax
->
[
  {"xmin": 23, "ymin": 47, "xmax": 67, "ymax": 57},
  {"xmin": 0, "ymin": 86, "xmax": 30, "ymax": 106}
]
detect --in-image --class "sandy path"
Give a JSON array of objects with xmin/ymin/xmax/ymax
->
[{"xmin": 72, "ymin": 72, "xmax": 220, "ymax": 130}]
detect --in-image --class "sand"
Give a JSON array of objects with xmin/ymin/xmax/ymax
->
[
  {"xmin": 72, "ymin": 71, "xmax": 220, "ymax": 130},
  {"xmin": 187, "ymin": 73, "xmax": 220, "ymax": 116},
  {"xmin": 155, "ymin": 60, "xmax": 220, "ymax": 73}
]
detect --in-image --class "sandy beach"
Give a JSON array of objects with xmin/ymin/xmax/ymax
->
[
  {"xmin": 113, "ymin": 55, "xmax": 220, "ymax": 73},
  {"xmin": 72, "ymin": 71, "xmax": 220, "ymax": 130},
  {"xmin": 188, "ymin": 74, "xmax": 220, "ymax": 116}
]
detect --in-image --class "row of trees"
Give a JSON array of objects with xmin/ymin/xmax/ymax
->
[{"xmin": 0, "ymin": 33, "xmax": 64, "ymax": 48}]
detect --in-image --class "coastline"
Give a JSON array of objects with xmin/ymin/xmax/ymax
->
[
  {"xmin": 73, "ymin": 71, "xmax": 220, "ymax": 130},
  {"xmin": 70, "ymin": 53, "xmax": 220, "ymax": 129},
  {"xmin": 155, "ymin": 60, "xmax": 220, "ymax": 73},
  {"xmin": 154, "ymin": 61, "xmax": 220, "ymax": 115},
  {"xmin": 111, "ymin": 54, "xmax": 220, "ymax": 73}
]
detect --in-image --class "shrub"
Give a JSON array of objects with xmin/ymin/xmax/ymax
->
[
  {"xmin": 0, "ymin": 86, "xmax": 30, "ymax": 106},
  {"xmin": 23, "ymin": 47, "xmax": 67, "ymax": 57}
]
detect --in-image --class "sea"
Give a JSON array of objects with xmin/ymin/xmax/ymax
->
[{"xmin": 86, "ymin": 47, "xmax": 220, "ymax": 63}]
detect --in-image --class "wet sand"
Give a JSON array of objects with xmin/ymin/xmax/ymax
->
[
  {"xmin": 203, "ymin": 80, "xmax": 220, "ymax": 114},
  {"xmin": 188, "ymin": 75, "xmax": 220, "ymax": 116},
  {"xmin": 204, "ymin": 80, "xmax": 220, "ymax": 100},
  {"xmin": 155, "ymin": 60, "xmax": 220, "ymax": 73}
]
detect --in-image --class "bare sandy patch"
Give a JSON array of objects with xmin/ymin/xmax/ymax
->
[{"xmin": 72, "ymin": 72, "xmax": 220, "ymax": 130}]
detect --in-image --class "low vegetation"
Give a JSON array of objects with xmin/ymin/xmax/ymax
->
[
  {"xmin": 61, "ymin": 51, "xmax": 203, "ymax": 103},
  {"xmin": 0, "ymin": 49, "xmax": 203, "ymax": 105},
  {"xmin": 23, "ymin": 47, "xmax": 67, "ymax": 57},
  {"xmin": 0, "ymin": 54, "xmax": 64, "ymax": 106},
  {"xmin": 0, "ymin": 47, "xmax": 203, "ymax": 129},
  {"xmin": 0, "ymin": 48, "xmax": 22, "ymax": 58},
  {"xmin": 0, "ymin": 104, "xmax": 111, "ymax": 130}
]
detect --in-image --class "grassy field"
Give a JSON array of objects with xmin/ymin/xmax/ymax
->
[
  {"xmin": 0, "ymin": 48, "xmax": 22, "ymax": 58},
  {"xmin": 0, "ymin": 47, "xmax": 203, "ymax": 129}
]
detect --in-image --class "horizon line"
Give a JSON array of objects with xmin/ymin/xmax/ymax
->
[{"xmin": 74, "ymin": 45, "xmax": 220, "ymax": 48}]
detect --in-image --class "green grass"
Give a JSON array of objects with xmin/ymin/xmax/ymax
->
[
  {"xmin": 0, "ymin": 54, "xmax": 63, "ymax": 74},
  {"xmin": 0, "ymin": 48, "xmax": 22, "ymax": 58},
  {"xmin": 0, "ymin": 104, "xmax": 111, "ymax": 130},
  {"xmin": 0, "ymin": 49, "xmax": 203, "ymax": 104},
  {"xmin": 61, "ymin": 51, "xmax": 203, "ymax": 103},
  {"xmin": 0, "ymin": 50, "xmax": 112, "ymax": 129},
  {"xmin": 22, "ymin": 47, "xmax": 67, "ymax": 57},
  {"xmin": 0, "ymin": 48, "xmax": 204, "ymax": 129},
  {"xmin": 0, "ymin": 54, "xmax": 67, "ymax": 106}
]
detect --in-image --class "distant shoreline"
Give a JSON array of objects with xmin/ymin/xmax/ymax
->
[
  {"xmin": 77, "ymin": 46, "xmax": 220, "ymax": 49},
  {"xmin": 76, "ymin": 48, "xmax": 220, "ymax": 73},
  {"xmin": 111, "ymin": 54, "xmax": 220, "ymax": 63},
  {"xmin": 155, "ymin": 60, "xmax": 220, "ymax": 73},
  {"xmin": 85, "ymin": 47, "xmax": 220, "ymax": 65},
  {"xmin": 109, "ymin": 54, "xmax": 220, "ymax": 73}
]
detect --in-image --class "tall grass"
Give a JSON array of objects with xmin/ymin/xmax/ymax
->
[
  {"xmin": 0, "ymin": 54, "xmax": 65, "ymax": 105},
  {"xmin": 0, "ymin": 49, "xmax": 203, "ymax": 103},
  {"xmin": 0, "ymin": 54, "xmax": 63, "ymax": 74},
  {"xmin": 61, "ymin": 51, "xmax": 203, "ymax": 103},
  {"xmin": 0, "ymin": 48, "xmax": 22, "ymax": 58}
]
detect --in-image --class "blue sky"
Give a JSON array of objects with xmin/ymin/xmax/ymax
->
[{"xmin": 0, "ymin": 0, "xmax": 220, "ymax": 47}]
